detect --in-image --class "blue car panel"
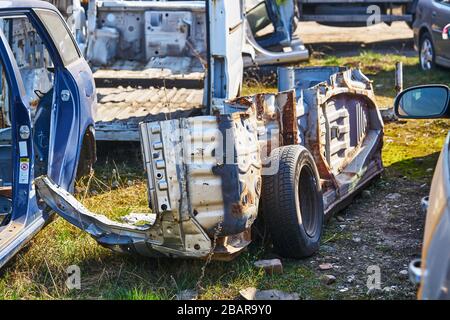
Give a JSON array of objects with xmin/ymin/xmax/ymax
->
[{"xmin": 0, "ymin": 1, "xmax": 95, "ymax": 269}]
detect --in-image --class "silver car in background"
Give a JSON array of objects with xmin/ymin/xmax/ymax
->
[
  {"xmin": 413, "ymin": 0, "xmax": 450, "ymax": 70},
  {"xmin": 395, "ymin": 85, "xmax": 450, "ymax": 299}
]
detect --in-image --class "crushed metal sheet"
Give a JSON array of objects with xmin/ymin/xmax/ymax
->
[{"xmin": 122, "ymin": 213, "xmax": 157, "ymax": 227}]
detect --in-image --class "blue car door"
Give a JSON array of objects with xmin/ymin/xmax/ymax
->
[
  {"xmin": 0, "ymin": 27, "xmax": 34, "ymax": 215},
  {"xmin": 29, "ymin": 9, "xmax": 95, "ymax": 191},
  {"xmin": 0, "ymin": 26, "xmax": 44, "ymax": 268},
  {"xmin": 0, "ymin": 5, "xmax": 95, "ymax": 269}
]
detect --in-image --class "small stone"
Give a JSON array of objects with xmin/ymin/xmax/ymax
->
[
  {"xmin": 399, "ymin": 270, "xmax": 408, "ymax": 276},
  {"xmin": 335, "ymin": 215, "xmax": 345, "ymax": 222},
  {"xmin": 240, "ymin": 288, "xmax": 299, "ymax": 300},
  {"xmin": 347, "ymin": 275, "xmax": 355, "ymax": 283},
  {"xmin": 127, "ymin": 180, "xmax": 134, "ymax": 186},
  {"xmin": 386, "ymin": 193, "xmax": 401, "ymax": 201},
  {"xmin": 339, "ymin": 288, "xmax": 349, "ymax": 293},
  {"xmin": 319, "ymin": 263, "xmax": 333, "ymax": 271},
  {"xmin": 321, "ymin": 245, "xmax": 336, "ymax": 253},
  {"xmin": 361, "ymin": 190, "xmax": 371, "ymax": 199},
  {"xmin": 426, "ymin": 168, "xmax": 433, "ymax": 172},
  {"xmin": 322, "ymin": 275, "xmax": 336, "ymax": 285},
  {"xmin": 176, "ymin": 289, "xmax": 198, "ymax": 300},
  {"xmin": 352, "ymin": 237, "xmax": 361, "ymax": 243},
  {"xmin": 111, "ymin": 180, "xmax": 120, "ymax": 189},
  {"xmin": 254, "ymin": 259, "xmax": 283, "ymax": 275}
]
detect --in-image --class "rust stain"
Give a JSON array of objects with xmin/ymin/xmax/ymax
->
[
  {"xmin": 254, "ymin": 94, "xmax": 266, "ymax": 120},
  {"xmin": 281, "ymin": 90, "xmax": 298, "ymax": 146},
  {"xmin": 230, "ymin": 184, "xmax": 256, "ymax": 218},
  {"xmin": 230, "ymin": 96, "xmax": 254, "ymax": 108},
  {"xmin": 211, "ymin": 228, "xmax": 252, "ymax": 261},
  {"xmin": 231, "ymin": 202, "xmax": 244, "ymax": 216}
]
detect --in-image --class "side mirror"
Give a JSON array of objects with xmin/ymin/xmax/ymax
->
[
  {"xmin": 394, "ymin": 85, "xmax": 450, "ymax": 119},
  {"xmin": 443, "ymin": 24, "xmax": 450, "ymax": 40}
]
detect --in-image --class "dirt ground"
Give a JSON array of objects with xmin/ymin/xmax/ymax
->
[
  {"xmin": 299, "ymin": 21, "xmax": 413, "ymax": 44},
  {"xmin": 310, "ymin": 172, "xmax": 426, "ymax": 299},
  {"xmin": 299, "ymin": 21, "xmax": 415, "ymax": 56}
]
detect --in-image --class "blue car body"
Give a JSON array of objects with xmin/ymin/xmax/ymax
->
[{"xmin": 0, "ymin": 0, "xmax": 96, "ymax": 269}]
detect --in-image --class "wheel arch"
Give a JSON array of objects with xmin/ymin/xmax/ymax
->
[
  {"xmin": 419, "ymin": 25, "xmax": 433, "ymax": 43},
  {"xmin": 76, "ymin": 124, "xmax": 96, "ymax": 178}
]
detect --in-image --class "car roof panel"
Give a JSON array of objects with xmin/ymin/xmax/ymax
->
[{"xmin": 0, "ymin": 1, "xmax": 56, "ymax": 12}]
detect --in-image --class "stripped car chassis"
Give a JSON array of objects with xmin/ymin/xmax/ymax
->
[{"xmin": 36, "ymin": 66, "xmax": 384, "ymax": 260}]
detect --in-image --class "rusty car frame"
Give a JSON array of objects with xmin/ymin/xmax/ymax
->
[
  {"xmin": 36, "ymin": 61, "xmax": 384, "ymax": 260},
  {"xmin": 0, "ymin": 0, "xmax": 385, "ymax": 264}
]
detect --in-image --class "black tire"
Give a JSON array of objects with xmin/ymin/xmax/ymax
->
[
  {"xmin": 262, "ymin": 145, "xmax": 324, "ymax": 258},
  {"xmin": 419, "ymin": 32, "xmax": 436, "ymax": 71}
]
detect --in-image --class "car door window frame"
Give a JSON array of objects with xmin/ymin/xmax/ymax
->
[
  {"xmin": 0, "ymin": 9, "xmax": 77, "ymax": 71},
  {"xmin": 0, "ymin": 26, "xmax": 33, "ymax": 223},
  {"xmin": 33, "ymin": 9, "xmax": 81, "ymax": 67}
]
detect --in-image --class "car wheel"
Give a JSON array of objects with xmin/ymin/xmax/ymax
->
[
  {"xmin": 419, "ymin": 33, "xmax": 435, "ymax": 71},
  {"xmin": 262, "ymin": 145, "xmax": 324, "ymax": 258}
]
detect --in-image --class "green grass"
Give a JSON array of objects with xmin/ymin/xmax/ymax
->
[
  {"xmin": 309, "ymin": 51, "xmax": 450, "ymax": 107},
  {"xmin": 383, "ymin": 119, "xmax": 450, "ymax": 181},
  {"xmin": 0, "ymin": 51, "xmax": 449, "ymax": 300}
]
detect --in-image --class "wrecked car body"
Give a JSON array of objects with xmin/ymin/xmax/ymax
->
[
  {"xmin": 0, "ymin": 0, "xmax": 383, "ymax": 263},
  {"xmin": 0, "ymin": 1, "xmax": 96, "ymax": 268},
  {"xmin": 37, "ymin": 62, "xmax": 384, "ymax": 260}
]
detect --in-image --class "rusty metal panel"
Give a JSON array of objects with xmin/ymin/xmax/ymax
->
[
  {"xmin": 140, "ymin": 110, "xmax": 263, "ymax": 237},
  {"xmin": 279, "ymin": 66, "xmax": 384, "ymax": 214}
]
